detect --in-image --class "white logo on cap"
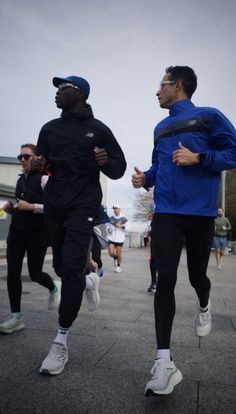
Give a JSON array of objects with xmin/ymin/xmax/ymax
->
[{"xmin": 86, "ymin": 132, "xmax": 94, "ymax": 138}]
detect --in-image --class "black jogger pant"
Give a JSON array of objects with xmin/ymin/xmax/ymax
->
[
  {"xmin": 46, "ymin": 213, "xmax": 94, "ymax": 329},
  {"xmin": 7, "ymin": 228, "xmax": 54, "ymax": 313},
  {"xmin": 151, "ymin": 213, "xmax": 215, "ymax": 349}
]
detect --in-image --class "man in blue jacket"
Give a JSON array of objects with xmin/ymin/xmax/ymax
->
[{"xmin": 132, "ymin": 66, "xmax": 236, "ymax": 396}]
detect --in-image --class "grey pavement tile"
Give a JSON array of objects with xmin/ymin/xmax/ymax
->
[
  {"xmin": 177, "ymin": 347, "xmax": 236, "ymax": 386},
  {"xmin": 198, "ymin": 328, "xmax": 236, "ymax": 350},
  {"xmin": 0, "ymin": 248, "xmax": 235, "ymax": 414},
  {"xmin": 0, "ymin": 367, "xmax": 197, "ymax": 414},
  {"xmin": 231, "ymin": 316, "xmax": 236, "ymax": 331},
  {"xmin": 198, "ymin": 381, "xmax": 236, "ymax": 414},
  {"xmin": 0, "ymin": 330, "xmax": 117, "ymax": 394}
]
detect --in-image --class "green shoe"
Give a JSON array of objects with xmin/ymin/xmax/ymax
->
[
  {"xmin": 0, "ymin": 315, "xmax": 25, "ymax": 334},
  {"xmin": 48, "ymin": 280, "xmax": 61, "ymax": 310}
]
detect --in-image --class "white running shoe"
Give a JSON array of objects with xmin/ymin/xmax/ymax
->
[
  {"xmin": 39, "ymin": 342, "xmax": 68, "ymax": 375},
  {"xmin": 85, "ymin": 272, "xmax": 100, "ymax": 311},
  {"xmin": 194, "ymin": 300, "xmax": 212, "ymax": 337},
  {"xmin": 0, "ymin": 315, "xmax": 25, "ymax": 334},
  {"xmin": 115, "ymin": 266, "xmax": 122, "ymax": 273},
  {"xmin": 145, "ymin": 359, "xmax": 182, "ymax": 396},
  {"xmin": 48, "ymin": 280, "xmax": 62, "ymax": 310}
]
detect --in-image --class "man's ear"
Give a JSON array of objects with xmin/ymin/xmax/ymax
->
[
  {"xmin": 76, "ymin": 89, "xmax": 86, "ymax": 102},
  {"xmin": 175, "ymin": 79, "xmax": 183, "ymax": 91}
]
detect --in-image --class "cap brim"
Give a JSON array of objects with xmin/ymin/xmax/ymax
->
[{"xmin": 52, "ymin": 77, "xmax": 69, "ymax": 87}]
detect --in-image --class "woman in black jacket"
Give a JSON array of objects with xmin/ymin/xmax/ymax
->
[{"xmin": 0, "ymin": 144, "xmax": 61, "ymax": 334}]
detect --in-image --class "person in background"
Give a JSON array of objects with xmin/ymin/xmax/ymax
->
[
  {"xmin": 213, "ymin": 207, "xmax": 231, "ymax": 269},
  {"xmin": 36, "ymin": 75, "xmax": 126, "ymax": 376},
  {"xmin": 0, "ymin": 144, "xmax": 61, "ymax": 335},
  {"xmin": 145, "ymin": 211, "xmax": 157, "ymax": 293},
  {"xmin": 107, "ymin": 205, "xmax": 129, "ymax": 273},
  {"xmin": 142, "ymin": 223, "xmax": 150, "ymax": 247},
  {"xmin": 132, "ymin": 65, "xmax": 236, "ymax": 396},
  {"xmin": 91, "ymin": 204, "xmax": 110, "ymax": 278}
]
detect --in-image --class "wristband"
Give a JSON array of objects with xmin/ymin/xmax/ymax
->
[{"xmin": 198, "ymin": 153, "xmax": 205, "ymax": 164}]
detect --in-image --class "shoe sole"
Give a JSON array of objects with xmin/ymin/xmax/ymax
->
[
  {"xmin": 0, "ymin": 323, "xmax": 25, "ymax": 334},
  {"xmin": 195, "ymin": 321, "xmax": 212, "ymax": 337},
  {"xmin": 39, "ymin": 358, "xmax": 68, "ymax": 376},
  {"xmin": 87, "ymin": 277, "xmax": 100, "ymax": 312},
  {"xmin": 145, "ymin": 369, "xmax": 183, "ymax": 396}
]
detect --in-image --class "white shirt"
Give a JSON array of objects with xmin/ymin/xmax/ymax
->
[{"xmin": 106, "ymin": 214, "xmax": 129, "ymax": 243}]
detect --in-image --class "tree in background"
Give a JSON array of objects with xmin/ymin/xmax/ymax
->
[{"xmin": 133, "ymin": 190, "xmax": 154, "ymax": 222}]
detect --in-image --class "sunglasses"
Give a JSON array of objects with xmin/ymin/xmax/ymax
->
[
  {"xmin": 17, "ymin": 154, "xmax": 32, "ymax": 161},
  {"xmin": 58, "ymin": 82, "xmax": 80, "ymax": 91},
  {"xmin": 159, "ymin": 80, "xmax": 176, "ymax": 89}
]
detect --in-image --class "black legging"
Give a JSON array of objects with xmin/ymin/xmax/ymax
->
[
  {"xmin": 151, "ymin": 213, "xmax": 214, "ymax": 349},
  {"xmin": 150, "ymin": 257, "xmax": 157, "ymax": 286},
  {"xmin": 7, "ymin": 228, "xmax": 55, "ymax": 313}
]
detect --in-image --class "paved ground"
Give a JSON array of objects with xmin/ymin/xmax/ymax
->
[{"xmin": 0, "ymin": 247, "xmax": 235, "ymax": 414}]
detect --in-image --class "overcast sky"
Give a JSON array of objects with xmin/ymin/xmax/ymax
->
[{"xmin": 1, "ymin": 0, "xmax": 235, "ymax": 222}]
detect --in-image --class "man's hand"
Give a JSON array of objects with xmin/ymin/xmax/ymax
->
[
  {"xmin": 94, "ymin": 147, "xmax": 108, "ymax": 166},
  {"xmin": 172, "ymin": 142, "xmax": 200, "ymax": 166},
  {"xmin": 116, "ymin": 223, "xmax": 125, "ymax": 229},
  {"xmin": 15, "ymin": 199, "xmax": 34, "ymax": 211},
  {"xmin": 31, "ymin": 155, "xmax": 46, "ymax": 172},
  {"xmin": 3, "ymin": 201, "xmax": 14, "ymax": 214},
  {"xmin": 132, "ymin": 166, "xmax": 145, "ymax": 188}
]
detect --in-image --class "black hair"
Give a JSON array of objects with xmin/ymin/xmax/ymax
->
[
  {"xmin": 166, "ymin": 66, "xmax": 197, "ymax": 98},
  {"xmin": 21, "ymin": 143, "xmax": 36, "ymax": 155}
]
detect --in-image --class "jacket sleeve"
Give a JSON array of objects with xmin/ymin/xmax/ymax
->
[
  {"xmin": 97, "ymin": 125, "xmax": 127, "ymax": 179},
  {"xmin": 144, "ymin": 146, "xmax": 159, "ymax": 189},
  {"xmin": 201, "ymin": 110, "xmax": 236, "ymax": 171},
  {"xmin": 36, "ymin": 126, "xmax": 49, "ymax": 159}
]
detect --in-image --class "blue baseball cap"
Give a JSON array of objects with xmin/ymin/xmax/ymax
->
[{"xmin": 52, "ymin": 75, "xmax": 90, "ymax": 99}]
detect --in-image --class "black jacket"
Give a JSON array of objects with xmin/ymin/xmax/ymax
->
[
  {"xmin": 37, "ymin": 105, "xmax": 126, "ymax": 217},
  {"xmin": 10, "ymin": 171, "xmax": 46, "ymax": 232}
]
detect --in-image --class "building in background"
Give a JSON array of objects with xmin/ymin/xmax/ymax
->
[{"xmin": 0, "ymin": 157, "xmax": 21, "ymax": 245}]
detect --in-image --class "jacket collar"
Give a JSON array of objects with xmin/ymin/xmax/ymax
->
[
  {"xmin": 61, "ymin": 103, "xmax": 94, "ymax": 121},
  {"xmin": 169, "ymin": 99, "xmax": 195, "ymax": 117}
]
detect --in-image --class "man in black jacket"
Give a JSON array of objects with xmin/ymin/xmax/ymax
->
[{"xmin": 36, "ymin": 75, "xmax": 126, "ymax": 375}]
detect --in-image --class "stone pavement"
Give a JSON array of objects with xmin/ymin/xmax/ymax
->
[{"xmin": 0, "ymin": 248, "xmax": 235, "ymax": 414}]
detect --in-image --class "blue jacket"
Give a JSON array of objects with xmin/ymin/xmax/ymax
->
[{"xmin": 144, "ymin": 99, "xmax": 236, "ymax": 217}]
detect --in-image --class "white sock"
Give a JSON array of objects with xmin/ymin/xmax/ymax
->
[
  {"xmin": 54, "ymin": 327, "xmax": 69, "ymax": 346},
  {"xmin": 85, "ymin": 274, "xmax": 93, "ymax": 290},
  {"xmin": 155, "ymin": 349, "xmax": 171, "ymax": 361},
  {"xmin": 200, "ymin": 305, "xmax": 208, "ymax": 312},
  {"xmin": 13, "ymin": 312, "xmax": 22, "ymax": 320}
]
